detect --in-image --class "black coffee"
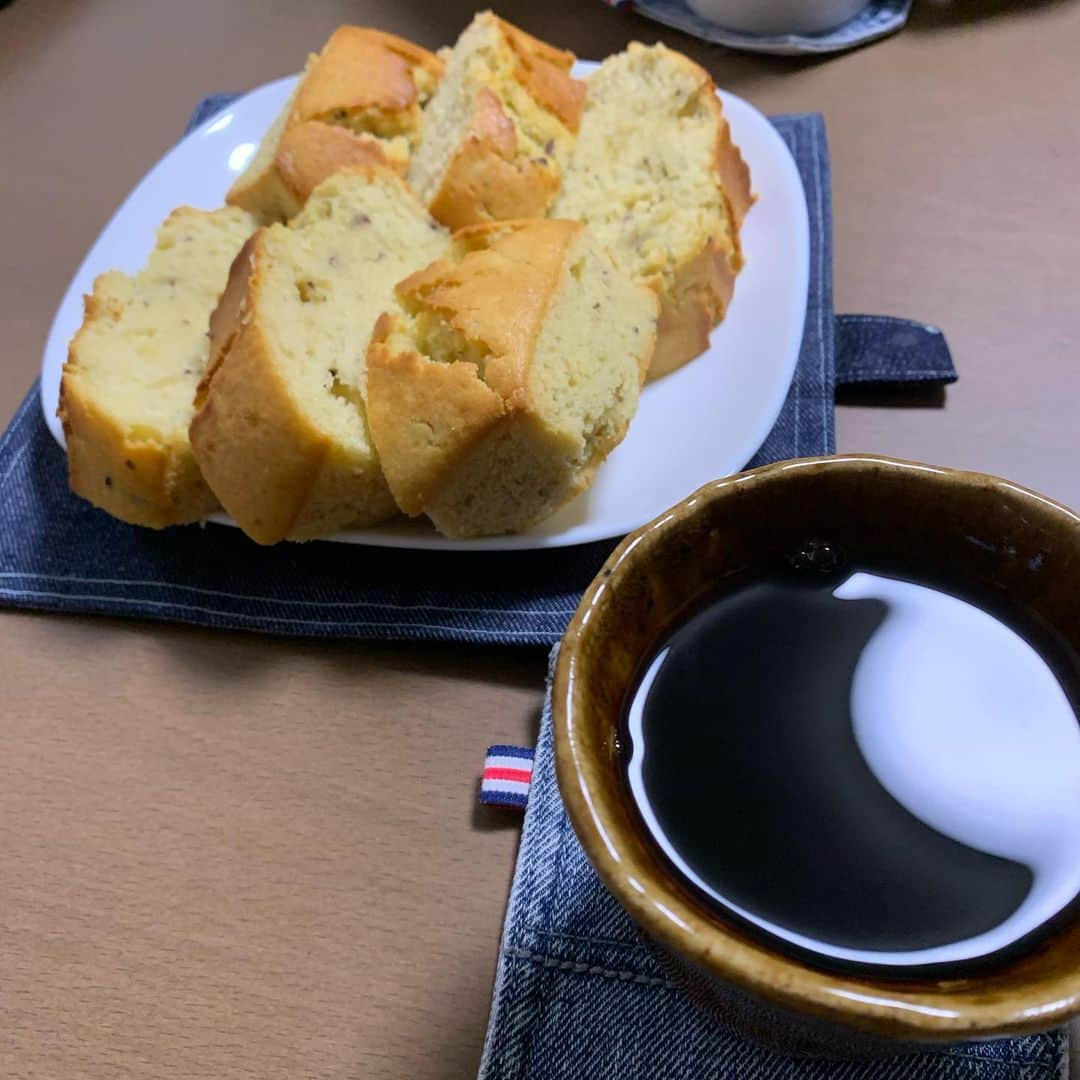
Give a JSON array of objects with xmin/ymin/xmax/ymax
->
[{"xmin": 620, "ymin": 560, "xmax": 1080, "ymax": 975}]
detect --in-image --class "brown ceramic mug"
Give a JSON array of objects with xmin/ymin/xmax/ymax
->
[{"xmin": 552, "ymin": 454, "xmax": 1080, "ymax": 1056}]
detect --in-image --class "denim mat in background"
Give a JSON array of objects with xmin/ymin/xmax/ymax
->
[
  {"xmin": 478, "ymin": 650, "xmax": 1068, "ymax": 1079},
  {"xmin": 0, "ymin": 106, "xmax": 954, "ymax": 646},
  {"xmin": 602, "ymin": 0, "xmax": 910, "ymax": 55}
]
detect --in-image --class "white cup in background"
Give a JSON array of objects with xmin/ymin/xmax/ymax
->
[{"xmin": 684, "ymin": 0, "xmax": 870, "ymax": 35}]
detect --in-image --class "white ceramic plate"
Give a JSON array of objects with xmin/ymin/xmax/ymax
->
[{"xmin": 41, "ymin": 62, "xmax": 808, "ymax": 550}]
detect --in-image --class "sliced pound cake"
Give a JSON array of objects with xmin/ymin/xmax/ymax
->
[
  {"xmin": 227, "ymin": 27, "xmax": 443, "ymax": 222},
  {"xmin": 190, "ymin": 168, "xmax": 449, "ymax": 545},
  {"xmin": 247, "ymin": 119, "xmax": 397, "ymax": 224},
  {"xmin": 407, "ymin": 12, "xmax": 585, "ymax": 230},
  {"xmin": 553, "ymin": 43, "xmax": 753, "ymax": 380},
  {"xmin": 366, "ymin": 219, "xmax": 658, "ymax": 539},
  {"xmin": 59, "ymin": 205, "xmax": 258, "ymax": 527}
]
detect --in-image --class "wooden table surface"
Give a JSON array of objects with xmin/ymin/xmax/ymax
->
[{"xmin": 2, "ymin": 1, "xmax": 1078, "ymax": 1076}]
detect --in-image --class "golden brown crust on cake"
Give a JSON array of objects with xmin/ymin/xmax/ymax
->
[
  {"xmin": 652, "ymin": 51, "xmax": 753, "ymax": 379},
  {"xmin": 497, "ymin": 19, "xmax": 576, "ymax": 74},
  {"xmin": 190, "ymin": 248, "xmax": 328, "ymax": 544},
  {"xmin": 665, "ymin": 46, "xmax": 754, "ymax": 236},
  {"xmin": 715, "ymin": 112, "xmax": 754, "ymax": 234},
  {"xmin": 496, "ymin": 17, "xmax": 585, "ymax": 132},
  {"xmin": 292, "ymin": 26, "xmax": 443, "ymax": 122},
  {"xmin": 190, "ymin": 228, "xmax": 399, "ymax": 544},
  {"xmin": 203, "ymin": 233, "xmax": 260, "ymax": 390},
  {"xmin": 231, "ymin": 122, "xmax": 400, "ymax": 227},
  {"xmin": 649, "ymin": 88, "xmax": 750, "ymax": 379},
  {"xmin": 191, "ymin": 231, "xmax": 316, "ymax": 543},
  {"xmin": 400, "ymin": 219, "xmax": 573, "ymax": 399},
  {"xmin": 410, "ymin": 13, "xmax": 585, "ymax": 231},
  {"xmin": 649, "ymin": 242, "xmax": 737, "ymax": 380},
  {"xmin": 367, "ymin": 219, "xmax": 656, "ymax": 537},
  {"xmin": 554, "ymin": 42, "xmax": 754, "ymax": 382},
  {"xmin": 369, "ymin": 219, "xmax": 576, "ymax": 508},
  {"xmin": 193, "ymin": 167, "xmax": 448, "ymax": 544},
  {"xmin": 226, "ymin": 26, "xmax": 442, "ymax": 223},
  {"xmin": 428, "ymin": 88, "xmax": 562, "ymax": 234},
  {"xmin": 645, "ymin": 50, "xmax": 753, "ymax": 380},
  {"xmin": 365, "ymin": 323, "xmax": 506, "ymax": 515},
  {"xmin": 275, "ymin": 122, "xmax": 398, "ymax": 209}
]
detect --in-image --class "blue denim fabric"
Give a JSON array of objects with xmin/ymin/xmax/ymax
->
[
  {"xmin": 0, "ymin": 107, "xmax": 954, "ymax": 645},
  {"xmin": 835, "ymin": 315, "xmax": 954, "ymax": 385},
  {"xmin": 609, "ymin": 0, "xmax": 910, "ymax": 55},
  {"xmin": 478, "ymin": 649, "xmax": 1068, "ymax": 1079}
]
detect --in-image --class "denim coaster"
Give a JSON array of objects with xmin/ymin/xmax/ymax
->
[
  {"xmin": 602, "ymin": 0, "xmax": 911, "ymax": 55},
  {"xmin": 0, "ymin": 107, "xmax": 953, "ymax": 646},
  {"xmin": 478, "ymin": 649, "xmax": 1068, "ymax": 1078}
]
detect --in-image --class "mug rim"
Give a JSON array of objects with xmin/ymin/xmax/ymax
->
[{"xmin": 553, "ymin": 453, "xmax": 1080, "ymax": 1041}]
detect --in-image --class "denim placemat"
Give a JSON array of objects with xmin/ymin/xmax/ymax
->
[
  {"xmin": 0, "ymin": 107, "xmax": 954, "ymax": 646},
  {"xmin": 478, "ymin": 649, "xmax": 1068, "ymax": 1078},
  {"xmin": 603, "ymin": 0, "xmax": 910, "ymax": 55}
]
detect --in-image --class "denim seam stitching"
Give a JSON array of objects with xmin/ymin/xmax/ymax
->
[
  {"xmin": 0, "ymin": 393, "xmax": 36, "ymax": 483},
  {"xmin": 838, "ymin": 369, "xmax": 954, "ymax": 379},
  {"xmin": 812, "ymin": 114, "xmax": 828, "ymax": 454},
  {"xmin": 0, "ymin": 389, "xmax": 34, "ymax": 458},
  {"xmin": 0, "ymin": 573, "xmax": 576, "ymax": 617},
  {"xmin": 505, "ymin": 947, "xmax": 678, "ymax": 989},
  {"xmin": 523, "ymin": 925, "xmax": 650, "ymax": 951},
  {"xmin": 0, "ymin": 588, "xmax": 556, "ymax": 637},
  {"xmin": 942, "ymin": 1048, "xmax": 1060, "ymax": 1066},
  {"xmin": 838, "ymin": 314, "xmax": 940, "ymax": 327},
  {"xmin": 480, "ymin": 651, "xmax": 562, "ymax": 1078},
  {"xmin": 792, "ymin": 118, "xmax": 802, "ymax": 457},
  {"xmin": 1, "ymin": 436, "xmax": 31, "ymax": 494}
]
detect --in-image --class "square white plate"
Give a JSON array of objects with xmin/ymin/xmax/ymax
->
[{"xmin": 40, "ymin": 62, "xmax": 808, "ymax": 550}]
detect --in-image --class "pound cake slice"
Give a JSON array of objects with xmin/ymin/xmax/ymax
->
[
  {"xmin": 366, "ymin": 219, "xmax": 658, "ymax": 539},
  {"xmin": 227, "ymin": 27, "xmax": 444, "ymax": 222},
  {"xmin": 59, "ymin": 205, "xmax": 258, "ymax": 527},
  {"xmin": 553, "ymin": 43, "xmax": 753, "ymax": 380},
  {"xmin": 190, "ymin": 168, "xmax": 448, "ymax": 545},
  {"xmin": 407, "ymin": 12, "xmax": 585, "ymax": 230}
]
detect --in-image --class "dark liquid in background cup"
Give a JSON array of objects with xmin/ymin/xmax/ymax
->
[{"xmin": 618, "ymin": 545, "xmax": 1080, "ymax": 977}]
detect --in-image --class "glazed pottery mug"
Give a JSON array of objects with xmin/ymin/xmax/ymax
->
[{"xmin": 553, "ymin": 455, "xmax": 1080, "ymax": 1056}]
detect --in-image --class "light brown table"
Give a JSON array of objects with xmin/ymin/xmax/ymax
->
[{"xmin": 2, "ymin": 1, "xmax": 1078, "ymax": 1076}]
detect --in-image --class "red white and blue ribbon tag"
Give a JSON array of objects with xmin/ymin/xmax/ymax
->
[{"xmin": 480, "ymin": 745, "xmax": 535, "ymax": 809}]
